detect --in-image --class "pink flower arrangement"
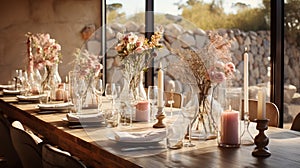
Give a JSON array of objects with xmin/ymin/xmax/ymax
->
[
  {"xmin": 210, "ymin": 61, "xmax": 236, "ymax": 84},
  {"xmin": 26, "ymin": 32, "xmax": 62, "ymax": 69},
  {"xmin": 115, "ymin": 29, "xmax": 163, "ymax": 59},
  {"xmin": 73, "ymin": 49, "xmax": 103, "ymax": 79},
  {"xmin": 203, "ymin": 33, "xmax": 236, "ymax": 85},
  {"xmin": 115, "ymin": 28, "xmax": 163, "ymax": 88}
]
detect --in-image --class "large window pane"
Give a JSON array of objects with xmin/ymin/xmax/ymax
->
[{"xmin": 283, "ymin": 0, "xmax": 300, "ymax": 129}]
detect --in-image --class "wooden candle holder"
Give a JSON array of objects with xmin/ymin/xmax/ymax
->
[
  {"xmin": 252, "ymin": 119, "xmax": 271, "ymax": 157},
  {"xmin": 153, "ymin": 107, "xmax": 166, "ymax": 128}
]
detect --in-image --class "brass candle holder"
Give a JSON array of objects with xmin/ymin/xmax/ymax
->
[
  {"xmin": 153, "ymin": 107, "xmax": 166, "ymax": 128},
  {"xmin": 252, "ymin": 119, "xmax": 271, "ymax": 157}
]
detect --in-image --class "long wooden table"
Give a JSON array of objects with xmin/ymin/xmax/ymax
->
[{"xmin": 1, "ymin": 96, "xmax": 300, "ymax": 168}]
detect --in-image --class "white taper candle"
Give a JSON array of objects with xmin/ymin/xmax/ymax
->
[
  {"xmin": 157, "ymin": 63, "xmax": 164, "ymax": 108},
  {"xmin": 244, "ymin": 48, "xmax": 249, "ymax": 114}
]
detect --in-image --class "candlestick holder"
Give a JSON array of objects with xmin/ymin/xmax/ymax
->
[
  {"xmin": 153, "ymin": 107, "xmax": 166, "ymax": 128},
  {"xmin": 252, "ymin": 119, "xmax": 271, "ymax": 157},
  {"xmin": 241, "ymin": 113, "xmax": 254, "ymax": 145}
]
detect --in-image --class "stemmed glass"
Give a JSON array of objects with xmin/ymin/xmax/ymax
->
[
  {"xmin": 148, "ymin": 86, "xmax": 158, "ymax": 122},
  {"xmin": 181, "ymin": 92, "xmax": 198, "ymax": 147},
  {"xmin": 92, "ymin": 79, "xmax": 104, "ymax": 113}
]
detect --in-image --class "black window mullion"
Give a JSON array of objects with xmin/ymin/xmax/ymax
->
[{"xmin": 271, "ymin": 0, "xmax": 284, "ymax": 128}]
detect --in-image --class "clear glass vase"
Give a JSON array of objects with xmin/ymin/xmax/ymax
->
[
  {"xmin": 41, "ymin": 64, "xmax": 61, "ymax": 101},
  {"xmin": 190, "ymin": 82, "xmax": 225, "ymax": 140}
]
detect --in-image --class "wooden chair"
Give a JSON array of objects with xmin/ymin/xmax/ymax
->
[
  {"xmin": 0, "ymin": 114, "xmax": 22, "ymax": 168},
  {"xmin": 42, "ymin": 143, "xmax": 87, "ymax": 168},
  {"xmin": 291, "ymin": 112, "xmax": 300, "ymax": 132},
  {"xmin": 164, "ymin": 91, "xmax": 182, "ymax": 108},
  {"xmin": 10, "ymin": 121, "xmax": 43, "ymax": 168},
  {"xmin": 241, "ymin": 99, "xmax": 279, "ymax": 127}
]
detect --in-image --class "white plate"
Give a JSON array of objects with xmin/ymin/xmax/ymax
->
[{"xmin": 106, "ymin": 132, "xmax": 164, "ymax": 144}]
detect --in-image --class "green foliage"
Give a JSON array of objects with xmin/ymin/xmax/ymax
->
[
  {"xmin": 284, "ymin": 0, "xmax": 300, "ymax": 42},
  {"xmin": 181, "ymin": 2, "xmax": 269, "ymax": 31}
]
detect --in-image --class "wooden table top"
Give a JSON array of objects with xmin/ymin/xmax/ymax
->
[{"xmin": 1, "ymin": 96, "xmax": 300, "ymax": 168}]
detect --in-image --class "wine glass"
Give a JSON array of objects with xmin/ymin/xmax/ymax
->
[
  {"xmin": 92, "ymin": 79, "xmax": 104, "ymax": 113},
  {"xmin": 148, "ymin": 86, "xmax": 158, "ymax": 122},
  {"xmin": 181, "ymin": 92, "xmax": 198, "ymax": 147}
]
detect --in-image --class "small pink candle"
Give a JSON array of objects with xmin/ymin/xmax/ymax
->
[
  {"xmin": 135, "ymin": 100, "xmax": 150, "ymax": 122},
  {"xmin": 220, "ymin": 108, "xmax": 239, "ymax": 145}
]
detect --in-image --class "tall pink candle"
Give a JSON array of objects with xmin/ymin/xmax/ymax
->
[{"xmin": 220, "ymin": 109, "xmax": 239, "ymax": 145}]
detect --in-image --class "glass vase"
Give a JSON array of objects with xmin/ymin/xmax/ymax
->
[
  {"xmin": 81, "ymin": 77, "xmax": 98, "ymax": 109},
  {"xmin": 217, "ymin": 87, "xmax": 241, "ymax": 147},
  {"xmin": 190, "ymin": 82, "xmax": 225, "ymax": 140},
  {"xmin": 41, "ymin": 64, "xmax": 61, "ymax": 101}
]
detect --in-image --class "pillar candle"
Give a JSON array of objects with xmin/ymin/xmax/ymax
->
[
  {"xmin": 257, "ymin": 88, "xmax": 266, "ymax": 120},
  {"xmin": 220, "ymin": 107, "xmax": 239, "ymax": 145},
  {"xmin": 243, "ymin": 48, "xmax": 249, "ymax": 114},
  {"xmin": 135, "ymin": 100, "xmax": 150, "ymax": 122},
  {"xmin": 157, "ymin": 63, "xmax": 164, "ymax": 108}
]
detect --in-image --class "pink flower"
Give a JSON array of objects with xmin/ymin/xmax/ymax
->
[
  {"xmin": 214, "ymin": 61, "xmax": 225, "ymax": 69},
  {"xmin": 225, "ymin": 62, "xmax": 235, "ymax": 73},
  {"xmin": 211, "ymin": 71, "xmax": 226, "ymax": 83},
  {"xmin": 127, "ymin": 33, "xmax": 138, "ymax": 44}
]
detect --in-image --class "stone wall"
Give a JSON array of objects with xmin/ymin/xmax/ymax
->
[
  {"xmin": 0, "ymin": 0, "xmax": 101, "ymax": 84},
  {"xmin": 103, "ymin": 22, "xmax": 273, "ymax": 89}
]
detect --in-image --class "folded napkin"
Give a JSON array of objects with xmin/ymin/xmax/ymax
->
[
  {"xmin": 3, "ymin": 89, "xmax": 20, "ymax": 95},
  {"xmin": 0, "ymin": 84, "xmax": 14, "ymax": 90},
  {"xmin": 113, "ymin": 130, "xmax": 166, "ymax": 143},
  {"xmin": 66, "ymin": 113, "xmax": 104, "ymax": 123},
  {"xmin": 38, "ymin": 102, "xmax": 73, "ymax": 108},
  {"xmin": 17, "ymin": 95, "xmax": 41, "ymax": 101}
]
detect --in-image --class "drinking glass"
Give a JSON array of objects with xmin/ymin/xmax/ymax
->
[
  {"xmin": 181, "ymin": 92, "xmax": 198, "ymax": 147},
  {"xmin": 148, "ymin": 86, "xmax": 158, "ymax": 122},
  {"xmin": 92, "ymin": 79, "xmax": 104, "ymax": 112},
  {"xmin": 73, "ymin": 76, "xmax": 86, "ymax": 114},
  {"xmin": 105, "ymin": 83, "xmax": 117, "ymax": 106}
]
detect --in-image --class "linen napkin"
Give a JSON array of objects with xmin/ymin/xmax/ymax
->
[
  {"xmin": 113, "ymin": 130, "xmax": 166, "ymax": 143},
  {"xmin": 66, "ymin": 113, "xmax": 104, "ymax": 123},
  {"xmin": 38, "ymin": 102, "xmax": 73, "ymax": 109},
  {"xmin": 0, "ymin": 84, "xmax": 14, "ymax": 90},
  {"xmin": 17, "ymin": 95, "xmax": 41, "ymax": 102},
  {"xmin": 3, "ymin": 89, "xmax": 21, "ymax": 95}
]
